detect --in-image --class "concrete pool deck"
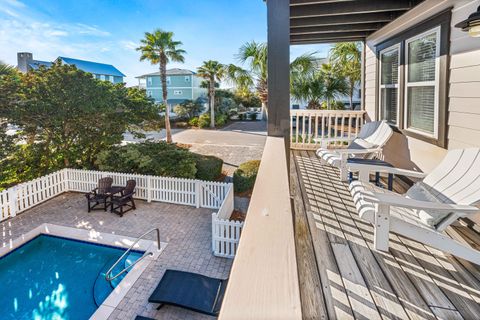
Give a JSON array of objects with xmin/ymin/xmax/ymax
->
[{"xmin": 0, "ymin": 192, "xmax": 232, "ymax": 320}]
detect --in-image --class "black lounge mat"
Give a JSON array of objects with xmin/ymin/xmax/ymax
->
[{"xmin": 148, "ymin": 269, "xmax": 228, "ymax": 316}]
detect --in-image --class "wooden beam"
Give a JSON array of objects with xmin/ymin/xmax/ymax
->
[
  {"xmin": 291, "ymin": 23, "xmax": 386, "ymax": 35},
  {"xmin": 291, "ymin": 0, "xmax": 414, "ymax": 18},
  {"xmin": 290, "ymin": 12, "xmax": 401, "ymax": 28},
  {"xmin": 291, "ymin": 37, "xmax": 365, "ymax": 45},
  {"xmin": 267, "ymin": 0, "xmax": 290, "ymax": 140},
  {"xmin": 291, "ymin": 31, "xmax": 370, "ymax": 42}
]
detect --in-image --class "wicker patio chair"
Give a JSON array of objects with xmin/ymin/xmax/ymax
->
[
  {"xmin": 110, "ymin": 180, "xmax": 136, "ymax": 217},
  {"xmin": 85, "ymin": 177, "xmax": 113, "ymax": 212}
]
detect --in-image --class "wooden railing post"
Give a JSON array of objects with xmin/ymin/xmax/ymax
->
[{"xmin": 195, "ymin": 181, "xmax": 201, "ymax": 208}]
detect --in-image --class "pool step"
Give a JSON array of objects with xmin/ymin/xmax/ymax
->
[
  {"xmin": 93, "ymin": 257, "xmax": 117, "ymax": 307},
  {"xmin": 93, "ymin": 252, "xmax": 142, "ymax": 307}
]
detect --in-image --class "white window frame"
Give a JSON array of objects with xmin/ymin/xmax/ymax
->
[
  {"xmin": 100, "ymin": 75, "xmax": 106, "ymax": 81},
  {"xmin": 109, "ymin": 75, "xmax": 114, "ymax": 83},
  {"xmin": 378, "ymin": 44, "xmax": 401, "ymax": 126},
  {"xmin": 404, "ymin": 26, "xmax": 441, "ymax": 139},
  {"xmin": 147, "ymin": 77, "xmax": 152, "ymax": 86},
  {"xmin": 147, "ymin": 90, "xmax": 152, "ymax": 97},
  {"xmin": 173, "ymin": 90, "xmax": 182, "ymax": 95},
  {"xmin": 166, "ymin": 76, "xmax": 171, "ymax": 85},
  {"xmin": 185, "ymin": 76, "xmax": 190, "ymax": 82}
]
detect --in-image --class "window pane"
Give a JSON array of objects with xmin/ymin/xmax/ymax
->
[
  {"xmin": 407, "ymin": 86, "xmax": 435, "ymax": 134},
  {"xmin": 408, "ymin": 32, "xmax": 437, "ymax": 82},
  {"xmin": 381, "ymin": 88, "xmax": 398, "ymax": 123},
  {"xmin": 381, "ymin": 49, "xmax": 399, "ymax": 85}
]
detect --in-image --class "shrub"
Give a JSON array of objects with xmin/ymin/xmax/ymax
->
[
  {"xmin": 95, "ymin": 141, "xmax": 197, "ymax": 178},
  {"xmin": 233, "ymin": 160, "xmax": 261, "ymax": 193},
  {"xmin": 215, "ymin": 114, "xmax": 228, "ymax": 127},
  {"xmin": 188, "ymin": 117, "xmax": 199, "ymax": 127},
  {"xmin": 194, "ymin": 155, "xmax": 223, "ymax": 181},
  {"xmin": 198, "ymin": 114, "xmax": 211, "ymax": 128}
]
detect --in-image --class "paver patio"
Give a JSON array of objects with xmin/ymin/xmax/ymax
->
[{"xmin": 0, "ymin": 192, "xmax": 232, "ymax": 320}]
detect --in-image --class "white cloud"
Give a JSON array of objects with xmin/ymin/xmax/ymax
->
[
  {"xmin": 120, "ymin": 40, "xmax": 138, "ymax": 51},
  {"xmin": 75, "ymin": 23, "xmax": 111, "ymax": 37}
]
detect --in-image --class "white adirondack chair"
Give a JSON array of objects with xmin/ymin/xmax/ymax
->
[
  {"xmin": 316, "ymin": 120, "xmax": 393, "ymax": 181},
  {"xmin": 349, "ymin": 148, "xmax": 480, "ymax": 265}
]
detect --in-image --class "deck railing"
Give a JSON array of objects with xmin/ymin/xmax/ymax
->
[
  {"xmin": 290, "ymin": 109, "xmax": 366, "ymax": 150},
  {"xmin": 219, "ymin": 136, "xmax": 302, "ymax": 319}
]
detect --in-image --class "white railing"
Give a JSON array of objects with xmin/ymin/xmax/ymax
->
[
  {"xmin": 211, "ymin": 185, "xmax": 242, "ymax": 258},
  {"xmin": 290, "ymin": 109, "xmax": 366, "ymax": 150},
  {"xmin": 212, "ymin": 213, "xmax": 243, "ymax": 259},
  {"xmin": 0, "ymin": 169, "xmax": 233, "ymax": 224}
]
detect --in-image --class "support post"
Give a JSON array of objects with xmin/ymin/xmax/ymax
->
[
  {"xmin": 267, "ymin": 0, "xmax": 290, "ymax": 165},
  {"xmin": 361, "ymin": 41, "xmax": 366, "ymax": 112},
  {"xmin": 9, "ymin": 187, "xmax": 17, "ymax": 217},
  {"xmin": 147, "ymin": 176, "xmax": 152, "ymax": 203}
]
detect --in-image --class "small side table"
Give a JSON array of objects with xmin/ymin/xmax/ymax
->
[{"xmin": 347, "ymin": 158, "xmax": 394, "ymax": 191}]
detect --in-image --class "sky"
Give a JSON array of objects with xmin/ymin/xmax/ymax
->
[{"xmin": 0, "ymin": 0, "xmax": 331, "ymax": 86}]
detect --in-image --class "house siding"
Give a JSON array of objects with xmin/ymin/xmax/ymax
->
[
  {"xmin": 364, "ymin": 0, "xmax": 480, "ymax": 173},
  {"xmin": 145, "ymin": 74, "xmax": 207, "ymax": 104}
]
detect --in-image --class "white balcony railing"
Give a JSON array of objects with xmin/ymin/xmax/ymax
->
[{"xmin": 290, "ymin": 109, "xmax": 366, "ymax": 150}]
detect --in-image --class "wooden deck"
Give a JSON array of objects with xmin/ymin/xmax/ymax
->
[{"xmin": 291, "ymin": 150, "xmax": 480, "ymax": 320}]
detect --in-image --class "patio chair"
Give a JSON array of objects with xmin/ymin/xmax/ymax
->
[
  {"xmin": 349, "ymin": 148, "xmax": 480, "ymax": 265},
  {"xmin": 85, "ymin": 177, "xmax": 113, "ymax": 212},
  {"xmin": 110, "ymin": 180, "xmax": 136, "ymax": 217},
  {"xmin": 316, "ymin": 120, "xmax": 393, "ymax": 181},
  {"xmin": 148, "ymin": 269, "xmax": 228, "ymax": 316}
]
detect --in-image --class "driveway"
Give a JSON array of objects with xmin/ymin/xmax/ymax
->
[{"xmin": 173, "ymin": 121, "xmax": 267, "ymax": 177}]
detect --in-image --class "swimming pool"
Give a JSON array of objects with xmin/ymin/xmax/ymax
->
[{"xmin": 0, "ymin": 234, "xmax": 144, "ymax": 320}]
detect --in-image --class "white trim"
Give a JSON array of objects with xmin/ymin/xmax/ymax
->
[
  {"xmin": 378, "ymin": 43, "xmax": 401, "ymax": 126},
  {"xmin": 0, "ymin": 223, "xmax": 167, "ymax": 320},
  {"xmin": 404, "ymin": 26, "xmax": 441, "ymax": 139}
]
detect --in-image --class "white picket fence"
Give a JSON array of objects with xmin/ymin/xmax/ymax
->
[
  {"xmin": 0, "ymin": 168, "xmax": 240, "ymax": 256},
  {"xmin": 290, "ymin": 109, "xmax": 366, "ymax": 150}
]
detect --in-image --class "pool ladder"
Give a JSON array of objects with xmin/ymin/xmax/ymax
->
[{"xmin": 105, "ymin": 228, "xmax": 161, "ymax": 282}]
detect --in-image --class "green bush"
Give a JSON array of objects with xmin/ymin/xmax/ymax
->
[
  {"xmin": 233, "ymin": 160, "xmax": 261, "ymax": 193},
  {"xmin": 95, "ymin": 141, "xmax": 197, "ymax": 178},
  {"xmin": 194, "ymin": 155, "xmax": 223, "ymax": 181},
  {"xmin": 198, "ymin": 114, "xmax": 211, "ymax": 128},
  {"xmin": 215, "ymin": 114, "xmax": 228, "ymax": 127},
  {"xmin": 188, "ymin": 117, "xmax": 199, "ymax": 127}
]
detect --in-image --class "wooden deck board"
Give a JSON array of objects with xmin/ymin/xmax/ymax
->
[{"xmin": 291, "ymin": 150, "xmax": 480, "ymax": 320}]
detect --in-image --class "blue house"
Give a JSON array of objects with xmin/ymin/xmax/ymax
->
[{"xmin": 17, "ymin": 52, "xmax": 125, "ymax": 83}]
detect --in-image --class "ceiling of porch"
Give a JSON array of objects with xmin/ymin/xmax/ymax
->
[{"xmin": 290, "ymin": 0, "xmax": 425, "ymax": 45}]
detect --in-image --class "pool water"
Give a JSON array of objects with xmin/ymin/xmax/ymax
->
[{"xmin": 0, "ymin": 234, "xmax": 143, "ymax": 320}]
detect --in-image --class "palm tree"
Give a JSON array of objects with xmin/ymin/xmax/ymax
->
[
  {"xmin": 319, "ymin": 63, "xmax": 348, "ymax": 109},
  {"xmin": 228, "ymin": 41, "xmax": 317, "ymax": 118},
  {"xmin": 137, "ymin": 29, "xmax": 186, "ymax": 143},
  {"xmin": 0, "ymin": 61, "xmax": 16, "ymax": 77},
  {"xmin": 197, "ymin": 61, "xmax": 225, "ymax": 128},
  {"xmin": 329, "ymin": 42, "xmax": 361, "ymax": 109}
]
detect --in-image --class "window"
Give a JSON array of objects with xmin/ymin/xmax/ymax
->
[
  {"xmin": 379, "ymin": 45, "xmax": 400, "ymax": 125},
  {"xmin": 173, "ymin": 90, "xmax": 182, "ymax": 95},
  {"xmin": 405, "ymin": 27, "xmax": 440, "ymax": 137},
  {"xmin": 109, "ymin": 75, "xmax": 114, "ymax": 83},
  {"xmin": 185, "ymin": 76, "xmax": 190, "ymax": 83},
  {"xmin": 375, "ymin": 10, "xmax": 450, "ymax": 147},
  {"xmin": 100, "ymin": 75, "xmax": 106, "ymax": 81},
  {"xmin": 166, "ymin": 76, "xmax": 171, "ymax": 85},
  {"xmin": 147, "ymin": 77, "xmax": 152, "ymax": 86},
  {"xmin": 147, "ymin": 90, "xmax": 152, "ymax": 97}
]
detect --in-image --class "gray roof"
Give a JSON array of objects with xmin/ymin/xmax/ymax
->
[{"xmin": 136, "ymin": 68, "xmax": 196, "ymax": 78}]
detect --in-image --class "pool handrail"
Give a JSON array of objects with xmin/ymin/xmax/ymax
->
[{"xmin": 105, "ymin": 228, "xmax": 161, "ymax": 282}]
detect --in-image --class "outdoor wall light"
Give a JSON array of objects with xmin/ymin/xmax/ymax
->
[{"xmin": 455, "ymin": 6, "xmax": 480, "ymax": 37}]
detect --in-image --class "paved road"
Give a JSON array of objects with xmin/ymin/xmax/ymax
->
[
  {"xmin": 173, "ymin": 121, "xmax": 267, "ymax": 177},
  {"xmin": 124, "ymin": 121, "xmax": 266, "ymax": 177}
]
